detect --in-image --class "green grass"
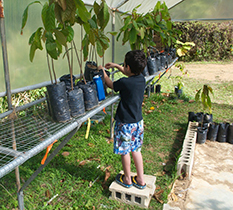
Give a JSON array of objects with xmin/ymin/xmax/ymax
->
[{"xmin": 0, "ymin": 66, "xmax": 233, "ymax": 209}]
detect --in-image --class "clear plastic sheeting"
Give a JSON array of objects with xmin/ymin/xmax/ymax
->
[
  {"xmin": 170, "ymin": 0, "xmax": 233, "ymax": 21},
  {"xmin": 83, "ymin": 0, "xmax": 183, "ymax": 13}
]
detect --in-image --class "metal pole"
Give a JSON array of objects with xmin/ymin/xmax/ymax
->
[
  {"xmin": 0, "ymin": 0, "xmax": 21, "ymax": 192},
  {"xmin": 110, "ymin": 10, "xmax": 116, "ymax": 140},
  {"xmin": 0, "ymin": 0, "xmax": 12, "ymax": 109}
]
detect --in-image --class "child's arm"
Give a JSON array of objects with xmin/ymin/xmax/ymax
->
[
  {"xmin": 105, "ymin": 62, "xmax": 126, "ymax": 75},
  {"xmin": 98, "ymin": 65, "xmax": 114, "ymax": 90}
]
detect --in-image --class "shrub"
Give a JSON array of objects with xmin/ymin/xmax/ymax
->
[{"xmin": 173, "ymin": 21, "xmax": 233, "ymax": 61}]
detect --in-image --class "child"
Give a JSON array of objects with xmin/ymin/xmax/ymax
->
[{"xmin": 101, "ymin": 50, "xmax": 147, "ymax": 189}]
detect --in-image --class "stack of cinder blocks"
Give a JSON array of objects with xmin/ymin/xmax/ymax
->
[
  {"xmin": 177, "ymin": 122, "xmax": 198, "ymax": 179},
  {"xmin": 109, "ymin": 171, "xmax": 156, "ymax": 208}
]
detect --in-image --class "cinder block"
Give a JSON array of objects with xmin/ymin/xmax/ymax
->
[
  {"xmin": 177, "ymin": 122, "xmax": 198, "ymax": 179},
  {"xmin": 109, "ymin": 171, "xmax": 156, "ymax": 208}
]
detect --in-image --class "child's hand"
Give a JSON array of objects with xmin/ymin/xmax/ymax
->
[{"xmin": 105, "ymin": 62, "xmax": 114, "ymax": 69}]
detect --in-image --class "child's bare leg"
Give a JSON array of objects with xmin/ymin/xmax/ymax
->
[
  {"xmin": 121, "ymin": 153, "xmax": 132, "ymax": 185},
  {"xmin": 132, "ymin": 151, "xmax": 145, "ymax": 185}
]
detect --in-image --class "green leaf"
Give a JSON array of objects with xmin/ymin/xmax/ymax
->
[
  {"xmin": 82, "ymin": 35, "xmax": 89, "ymax": 61},
  {"xmin": 93, "ymin": 1, "xmax": 100, "ymax": 16},
  {"xmin": 96, "ymin": 40, "xmax": 104, "ymax": 57},
  {"xmin": 98, "ymin": 1, "xmax": 109, "ymax": 30},
  {"xmin": 129, "ymin": 28, "xmax": 137, "ymax": 44},
  {"xmin": 195, "ymin": 89, "xmax": 201, "ymax": 101},
  {"xmin": 42, "ymin": 3, "xmax": 56, "ymax": 32},
  {"xmin": 60, "ymin": 0, "xmax": 76, "ymax": 24},
  {"xmin": 29, "ymin": 43, "xmax": 37, "ymax": 62},
  {"xmin": 83, "ymin": 22, "xmax": 90, "ymax": 34},
  {"xmin": 88, "ymin": 18, "xmax": 97, "ymax": 29},
  {"xmin": 66, "ymin": 26, "xmax": 74, "ymax": 42},
  {"xmin": 21, "ymin": 1, "xmax": 42, "ymax": 34},
  {"xmin": 89, "ymin": 30, "xmax": 95, "ymax": 46},
  {"xmin": 54, "ymin": 29, "xmax": 67, "ymax": 46},
  {"xmin": 75, "ymin": 0, "xmax": 91, "ymax": 23},
  {"xmin": 156, "ymin": 14, "xmax": 161, "ymax": 23},
  {"xmin": 107, "ymin": 31, "xmax": 118, "ymax": 36}
]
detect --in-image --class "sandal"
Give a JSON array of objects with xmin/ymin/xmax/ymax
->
[
  {"xmin": 115, "ymin": 173, "xmax": 132, "ymax": 188},
  {"xmin": 132, "ymin": 175, "xmax": 146, "ymax": 189}
]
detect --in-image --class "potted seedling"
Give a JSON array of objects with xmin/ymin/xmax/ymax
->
[
  {"xmin": 77, "ymin": 0, "xmax": 113, "ymax": 110},
  {"xmin": 21, "ymin": 0, "xmax": 90, "ymax": 121},
  {"xmin": 195, "ymin": 84, "xmax": 214, "ymax": 144},
  {"xmin": 173, "ymin": 62, "xmax": 188, "ymax": 98}
]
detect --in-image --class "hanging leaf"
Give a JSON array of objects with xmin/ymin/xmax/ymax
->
[
  {"xmin": 54, "ymin": 29, "xmax": 67, "ymax": 46},
  {"xmin": 75, "ymin": 0, "xmax": 91, "ymax": 23},
  {"xmin": 57, "ymin": 0, "xmax": 66, "ymax": 11},
  {"xmin": 29, "ymin": 43, "xmax": 37, "ymax": 62},
  {"xmin": 66, "ymin": 26, "xmax": 74, "ymax": 42},
  {"xmin": 21, "ymin": 1, "xmax": 42, "ymax": 34},
  {"xmin": 42, "ymin": 3, "xmax": 56, "ymax": 32},
  {"xmin": 129, "ymin": 28, "xmax": 137, "ymax": 44},
  {"xmin": 60, "ymin": 0, "xmax": 76, "ymax": 24},
  {"xmin": 97, "ymin": 1, "xmax": 109, "ymax": 30},
  {"xmin": 96, "ymin": 40, "xmax": 104, "ymax": 57}
]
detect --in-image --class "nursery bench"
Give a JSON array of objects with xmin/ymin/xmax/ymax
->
[{"xmin": 0, "ymin": 58, "xmax": 177, "ymax": 209}]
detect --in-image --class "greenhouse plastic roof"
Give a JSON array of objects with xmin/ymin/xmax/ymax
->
[
  {"xmin": 83, "ymin": 0, "xmax": 184, "ymax": 14},
  {"xmin": 83, "ymin": 0, "xmax": 233, "ymax": 20}
]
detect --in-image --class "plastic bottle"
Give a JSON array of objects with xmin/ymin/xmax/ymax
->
[{"xmin": 93, "ymin": 75, "xmax": 105, "ymax": 101}]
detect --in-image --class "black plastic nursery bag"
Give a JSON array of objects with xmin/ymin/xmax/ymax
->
[{"xmin": 46, "ymin": 82, "xmax": 71, "ymax": 122}]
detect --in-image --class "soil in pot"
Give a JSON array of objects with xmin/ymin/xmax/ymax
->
[
  {"xmin": 217, "ymin": 122, "xmax": 229, "ymax": 143},
  {"xmin": 59, "ymin": 74, "xmax": 76, "ymax": 91},
  {"xmin": 77, "ymin": 81, "xmax": 98, "ymax": 111},
  {"xmin": 67, "ymin": 87, "xmax": 85, "ymax": 117},
  {"xmin": 207, "ymin": 122, "xmax": 219, "ymax": 141},
  {"xmin": 84, "ymin": 61, "xmax": 97, "ymax": 81},
  {"xmin": 46, "ymin": 82, "xmax": 71, "ymax": 123}
]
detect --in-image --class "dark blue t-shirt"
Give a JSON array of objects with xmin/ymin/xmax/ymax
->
[{"xmin": 113, "ymin": 74, "xmax": 145, "ymax": 123}]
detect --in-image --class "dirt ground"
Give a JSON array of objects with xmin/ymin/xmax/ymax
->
[
  {"xmin": 165, "ymin": 62, "xmax": 233, "ymax": 210},
  {"xmin": 175, "ymin": 62, "xmax": 233, "ymax": 83}
]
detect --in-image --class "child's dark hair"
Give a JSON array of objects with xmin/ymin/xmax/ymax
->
[{"xmin": 125, "ymin": 50, "xmax": 147, "ymax": 75}]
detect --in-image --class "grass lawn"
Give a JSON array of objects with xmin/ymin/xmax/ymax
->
[{"xmin": 0, "ymin": 63, "xmax": 232, "ymax": 209}]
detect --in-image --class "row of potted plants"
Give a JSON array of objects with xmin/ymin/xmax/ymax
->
[{"xmin": 20, "ymin": 0, "xmax": 190, "ymax": 122}]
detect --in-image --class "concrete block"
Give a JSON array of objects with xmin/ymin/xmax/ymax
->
[
  {"xmin": 109, "ymin": 171, "xmax": 156, "ymax": 208},
  {"xmin": 177, "ymin": 122, "xmax": 198, "ymax": 179}
]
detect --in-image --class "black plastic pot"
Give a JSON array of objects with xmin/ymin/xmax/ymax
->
[
  {"xmin": 188, "ymin": 112, "xmax": 196, "ymax": 122},
  {"xmin": 46, "ymin": 82, "xmax": 71, "ymax": 123},
  {"xmin": 197, "ymin": 127, "xmax": 208, "ymax": 144},
  {"xmin": 175, "ymin": 86, "xmax": 182, "ymax": 98},
  {"xmin": 217, "ymin": 122, "xmax": 229, "ymax": 143},
  {"xmin": 77, "ymin": 81, "xmax": 98, "ymax": 111},
  {"xmin": 227, "ymin": 123, "xmax": 233, "ymax": 144},
  {"xmin": 204, "ymin": 113, "xmax": 213, "ymax": 124},
  {"xmin": 59, "ymin": 74, "xmax": 76, "ymax": 91},
  {"xmin": 151, "ymin": 85, "xmax": 155, "ymax": 93},
  {"xmin": 156, "ymin": 55, "xmax": 162, "ymax": 71},
  {"xmin": 207, "ymin": 122, "xmax": 219, "ymax": 141},
  {"xmin": 142, "ymin": 65, "xmax": 150, "ymax": 76},
  {"xmin": 196, "ymin": 112, "xmax": 204, "ymax": 123},
  {"xmin": 67, "ymin": 87, "xmax": 85, "ymax": 117},
  {"xmin": 84, "ymin": 61, "xmax": 97, "ymax": 81},
  {"xmin": 156, "ymin": 84, "xmax": 161, "ymax": 93},
  {"xmin": 147, "ymin": 56, "xmax": 158, "ymax": 75}
]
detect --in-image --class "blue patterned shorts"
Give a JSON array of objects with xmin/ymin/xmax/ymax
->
[{"xmin": 114, "ymin": 120, "xmax": 144, "ymax": 155}]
